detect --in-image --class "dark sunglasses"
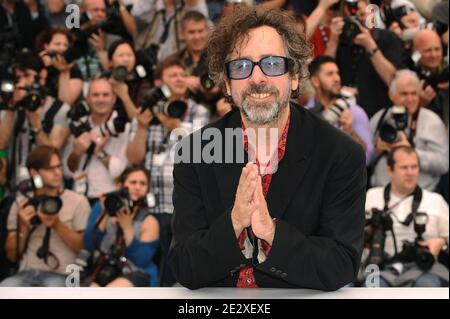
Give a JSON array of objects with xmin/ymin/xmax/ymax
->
[{"xmin": 225, "ymin": 56, "xmax": 291, "ymax": 80}]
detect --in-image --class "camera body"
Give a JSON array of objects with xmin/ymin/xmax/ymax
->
[
  {"xmin": 397, "ymin": 212, "xmax": 435, "ymax": 271},
  {"xmin": 383, "ymin": 5, "xmax": 412, "ymax": 29},
  {"xmin": 104, "ymin": 188, "xmax": 157, "ymax": 217},
  {"xmin": 322, "ymin": 90, "xmax": 353, "ymax": 126},
  {"xmin": 340, "ymin": 16, "xmax": 362, "ymax": 45},
  {"xmin": 142, "ymin": 85, "xmax": 188, "ymax": 124},
  {"xmin": 378, "ymin": 105, "xmax": 408, "ymax": 144}
]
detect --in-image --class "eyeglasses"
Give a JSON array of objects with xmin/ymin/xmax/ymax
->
[
  {"xmin": 225, "ymin": 56, "xmax": 291, "ymax": 80},
  {"xmin": 40, "ymin": 164, "xmax": 63, "ymax": 172}
]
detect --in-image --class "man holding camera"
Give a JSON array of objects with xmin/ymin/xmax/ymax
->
[
  {"xmin": 63, "ymin": 77, "xmax": 129, "ymax": 204},
  {"xmin": 0, "ymin": 145, "xmax": 90, "ymax": 287},
  {"xmin": 412, "ymin": 29, "xmax": 449, "ymax": 125},
  {"xmin": 364, "ymin": 145, "xmax": 448, "ymax": 287},
  {"xmin": 0, "ymin": 50, "xmax": 71, "ymax": 189},
  {"xmin": 328, "ymin": 0, "xmax": 403, "ymax": 118},
  {"xmin": 306, "ymin": 55, "xmax": 373, "ymax": 163},
  {"xmin": 172, "ymin": 10, "xmax": 221, "ymax": 114},
  {"xmin": 369, "ymin": 69, "xmax": 448, "ymax": 191}
]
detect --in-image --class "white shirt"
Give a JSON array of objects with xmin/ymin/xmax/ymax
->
[
  {"xmin": 365, "ymin": 187, "xmax": 449, "ymax": 257},
  {"xmin": 62, "ymin": 115, "xmax": 130, "ymax": 198}
]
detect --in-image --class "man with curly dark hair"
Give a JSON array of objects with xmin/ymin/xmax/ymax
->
[{"xmin": 168, "ymin": 6, "xmax": 367, "ymax": 290}]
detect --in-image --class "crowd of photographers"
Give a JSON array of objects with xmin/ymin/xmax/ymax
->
[{"xmin": 0, "ymin": 0, "xmax": 448, "ymax": 288}]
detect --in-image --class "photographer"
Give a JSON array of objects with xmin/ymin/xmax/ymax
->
[
  {"xmin": 106, "ymin": 39, "xmax": 153, "ymax": 118},
  {"xmin": 170, "ymin": 10, "xmax": 221, "ymax": 114},
  {"xmin": 411, "ymin": 29, "xmax": 448, "ymax": 124},
  {"xmin": 384, "ymin": 0, "xmax": 425, "ymax": 41},
  {"xmin": 132, "ymin": 0, "xmax": 209, "ymax": 61},
  {"xmin": 369, "ymin": 69, "xmax": 448, "ymax": 191},
  {"xmin": 127, "ymin": 56, "xmax": 209, "ymax": 285},
  {"xmin": 364, "ymin": 146, "xmax": 448, "ymax": 287},
  {"xmin": 306, "ymin": 55, "xmax": 373, "ymax": 163},
  {"xmin": 73, "ymin": 0, "xmax": 136, "ymax": 81},
  {"xmin": 36, "ymin": 27, "xmax": 83, "ymax": 106},
  {"xmin": 63, "ymin": 77, "xmax": 129, "ymax": 204},
  {"xmin": 83, "ymin": 166, "xmax": 160, "ymax": 287},
  {"xmin": 329, "ymin": 0, "xmax": 403, "ymax": 118},
  {"xmin": 0, "ymin": 145, "xmax": 90, "ymax": 287},
  {"xmin": 0, "ymin": 50, "xmax": 71, "ymax": 188}
]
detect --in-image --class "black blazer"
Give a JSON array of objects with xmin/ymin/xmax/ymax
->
[{"xmin": 168, "ymin": 105, "xmax": 367, "ymax": 290}]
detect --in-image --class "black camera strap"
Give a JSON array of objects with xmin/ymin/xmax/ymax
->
[
  {"xmin": 41, "ymin": 98, "xmax": 63, "ymax": 134},
  {"xmin": 383, "ymin": 183, "xmax": 423, "ymax": 225}
]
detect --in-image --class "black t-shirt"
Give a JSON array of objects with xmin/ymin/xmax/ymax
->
[
  {"xmin": 45, "ymin": 65, "xmax": 83, "ymax": 98},
  {"xmin": 336, "ymin": 29, "xmax": 404, "ymax": 118}
]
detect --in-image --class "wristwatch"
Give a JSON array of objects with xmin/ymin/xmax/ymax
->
[
  {"xmin": 30, "ymin": 126, "xmax": 43, "ymax": 135},
  {"xmin": 367, "ymin": 47, "xmax": 379, "ymax": 58}
]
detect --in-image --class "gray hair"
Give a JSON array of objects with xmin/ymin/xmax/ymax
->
[{"xmin": 389, "ymin": 69, "xmax": 421, "ymax": 95}]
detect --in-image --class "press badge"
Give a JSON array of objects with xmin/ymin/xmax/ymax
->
[
  {"xmin": 152, "ymin": 152, "xmax": 166, "ymax": 167},
  {"xmin": 73, "ymin": 173, "xmax": 88, "ymax": 195}
]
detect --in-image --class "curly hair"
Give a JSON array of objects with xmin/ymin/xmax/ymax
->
[{"xmin": 207, "ymin": 6, "xmax": 312, "ymax": 96}]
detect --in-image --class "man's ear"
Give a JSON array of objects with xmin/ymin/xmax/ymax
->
[
  {"xmin": 224, "ymin": 80, "xmax": 232, "ymax": 97},
  {"xmin": 291, "ymin": 74, "xmax": 299, "ymax": 92},
  {"xmin": 154, "ymin": 79, "xmax": 163, "ymax": 87},
  {"xmin": 310, "ymin": 75, "xmax": 319, "ymax": 89}
]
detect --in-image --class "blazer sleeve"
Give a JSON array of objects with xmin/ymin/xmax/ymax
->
[
  {"xmin": 168, "ymin": 161, "xmax": 249, "ymax": 290},
  {"xmin": 256, "ymin": 143, "xmax": 367, "ymax": 291}
]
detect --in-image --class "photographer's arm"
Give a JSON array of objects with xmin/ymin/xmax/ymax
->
[
  {"xmin": 53, "ymin": 218, "xmax": 84, "ymax": 253},
  {"xmin": 118, "ymin": 2, "xmax": 137, "ymax": 39},
  {"xmin": 353, "ymin": 28, "xmax": 397, "ymax": 87},
  {"xmin": 127, "ymin": 111, "xmax": 152, "ymax": 165},
  {"xmin": 0, "ymin": 111, "xmax": 14, "ymax": 149},
  {"xmin": 58, "ymin": 70, "xmax": 83, "ymax": 106},
  {"xmin": 110, "ymin": 80, "xmax": 138, "ymax": 120},
  {"xmin": 305, "ymin": 0, "xmax": 339, "ymax": 40},
  {"xmin": 53, "ymin": 56, "xmax": 82, "ymax": 106},
  {"xmin": 49, "ymin": 126, "xmax": 71, "ymax": 150},
  {"xmin": 67, "ymin": 133, "xmax": 92, "ymax": 173},
  {"xmin": 5, "ymin": 203, "xmax": 35, "ymax": 262}
]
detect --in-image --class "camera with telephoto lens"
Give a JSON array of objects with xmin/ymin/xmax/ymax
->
[
  {"xmin": 69, "ymin": 113, "xmax": 127, "ymax": 138},
  {"xmin": 378, "ymin": 106, "xmax": 408, "ymax": 144},
  {"xmin": 365, "ymin": 208, "xmax": 394, "ymax": 267},
  {"xmin": 396, "ymin": 212, "xmax": 435, "ymax": 271},
  {"xmin": 102, "ymin": 65, "xmax": 129, "ymax": 82},
  {"xmin": 416, "ymin": 65, "xmax": 449, "ymax": 92},
  {"xmin": 104, "ymin": 188, "xmax": 157, "ymax": 217},
  {"xmin": 27, "ymin": 196, "xmax": 63, "ymax": 227},
  {"xmin": 13, "ymin": 80, "xmax": 47, "ymax": 112},
  {"xmin": 142, "ymin": 85, "xmax": 188, "ymax": 124},
  {"xmin": 322, "ymin": 91, "xmax": 352, "ymax": 126}
]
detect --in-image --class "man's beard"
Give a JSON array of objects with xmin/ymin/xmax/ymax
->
[
  {"xmin": 321, "ymin": 83, "xmax": 341, "ymax": 100},
  {"xmin": 235, "ymin": 83, "xmax": 290, "ymax": 125}
]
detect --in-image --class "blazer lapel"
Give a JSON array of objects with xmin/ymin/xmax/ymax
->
[
  {"xmin": 213, "ymin": 110, "xmax": 248, "ymax": 211},
  {"xmin": 266, "ymin": 105, "xmax": 314, "ymax": 219}
]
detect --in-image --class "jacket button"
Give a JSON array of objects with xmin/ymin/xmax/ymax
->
[
  {"xmin": 276, "ymin": 270, "xmax": 282, "ymax": 276},
  {"xmin": 270, "ymin": 267, "xmax": 276, "ymax": 273},
  {"xmin": 281, "ymin": 273, "xmax": 287, "ymax": 279}
]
